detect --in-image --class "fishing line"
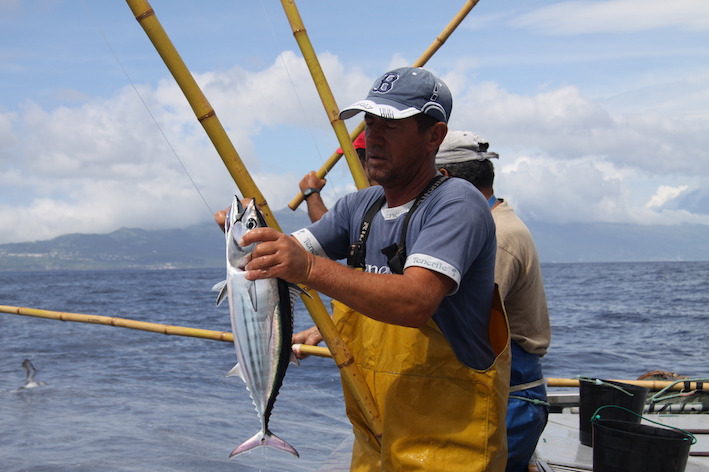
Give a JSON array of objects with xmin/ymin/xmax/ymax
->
[
  {"xmin": 257, "ymin": 0, "xmax": 341, "ymax": 202},
  {"xmin": 80, "ymin": 0, "xmax": 215, "ymax": 217}
]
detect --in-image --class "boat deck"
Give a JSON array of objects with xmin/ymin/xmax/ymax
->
[{"xmin": 317, "ymin": 413, "xmax": 709, "ymax": 471}]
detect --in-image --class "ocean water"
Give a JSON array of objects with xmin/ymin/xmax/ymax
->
[{"xmin": 1, "ymin": 261, "xmax": 707, "ymax": 471}]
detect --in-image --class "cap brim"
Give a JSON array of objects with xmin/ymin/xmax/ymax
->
[
  {"xmin": 339, "ymin": 99, "xmax": 421, "ymax": 120},
  {"xmin": 435, "ymin": 151, "xmax": 499, "ymax": 165}
]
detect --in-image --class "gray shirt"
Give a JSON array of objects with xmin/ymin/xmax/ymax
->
[{"xmin": 293, "ymin": 178, "xmax": 498, "ymax": 370}]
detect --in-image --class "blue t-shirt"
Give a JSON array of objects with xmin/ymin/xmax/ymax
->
[{"xmin": 293, "ymin": 177, "xmax": 497, "ymax": 370}]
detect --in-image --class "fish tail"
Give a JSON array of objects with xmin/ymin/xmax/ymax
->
[{"xmin": 228, "ymin": 429, "xmax": 299, "ymax": 459}]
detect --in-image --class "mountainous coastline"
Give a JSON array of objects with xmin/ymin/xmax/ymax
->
[
  {"xmin": 0, "ymin": 209, "xmax": 311, "ymax": 271},
  {"xmin": 1, "ymin": 208, "xmax": 707, "ymax": 271}
]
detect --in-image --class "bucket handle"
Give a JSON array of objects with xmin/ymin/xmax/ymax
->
[
  {"xmin": 591, "ymin": 405, "xmax": 698, "ymax": 445},
  {"xmin": 577, "ymin": 376, "xmax": 636, "ymax": 396}
]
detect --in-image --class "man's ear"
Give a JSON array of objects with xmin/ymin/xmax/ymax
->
[
  {"xmin": 439, "ymin": 168, "xmax": 450, "ymax": 177},
  {"xmin": 427, "ymin": 122, "xmax": 448, "ymax": 152}
]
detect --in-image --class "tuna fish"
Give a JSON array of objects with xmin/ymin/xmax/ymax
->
[{"xmin": 213, "ymin": 196, "xmax": 302, "ymax": 459}]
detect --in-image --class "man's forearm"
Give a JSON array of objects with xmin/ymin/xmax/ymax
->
[
  {"xmin": 305, "ymin": 195, "xmax": 328, "ymax": 223},
  {"xmin": 303, "ymin": 256, "xmax": 452, "ymax": 328},
  {"xmin": 239, "ymin": 227, "xmax": 452, "ymax": 328}
]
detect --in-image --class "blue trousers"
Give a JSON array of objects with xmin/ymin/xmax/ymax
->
[{"xmin": 505, "ymin": 342, "xmax": 549, "ymax": 472}]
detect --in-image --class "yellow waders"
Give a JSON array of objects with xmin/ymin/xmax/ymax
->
[{"xmin": 332, "ymin": 288, "xmax": 510, "ymax": 471}]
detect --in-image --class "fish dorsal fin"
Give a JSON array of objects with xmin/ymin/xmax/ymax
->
[
  {"xmin": 288, "ymin": 283, "xmax": 311, "ymax": 301},
  {"xmin": 286, "ymin": 283, "xmax": 311, "ymax": 321},
  {"xmin": 212, "ymin": 280, "xmax": 227, "ymax": 306},
  {"xmin": 284, "ymin": 283, "xmax": 307, "ymax": 368},
  {"xmin": 226, "ymin": 363, "xmax": 245, "ymax": 382}
]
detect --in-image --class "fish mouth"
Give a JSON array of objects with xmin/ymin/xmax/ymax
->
[{"xmin": 225, "ymin": 202, "xmax": 245, "ymax": 233}]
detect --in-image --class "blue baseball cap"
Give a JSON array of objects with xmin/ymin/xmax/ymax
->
[{"xmin": 339, "ymin": 67, "xmax": 452, "ymax": 124}]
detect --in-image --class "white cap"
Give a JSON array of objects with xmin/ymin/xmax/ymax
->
[{"xmin": 435, "ymin": 130, "xmax": 499, "ymax": 165}]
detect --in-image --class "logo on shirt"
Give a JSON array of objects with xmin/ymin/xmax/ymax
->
[{"xmin": 365, "ymin": 264, "xmax": 391, "ymax": 274}]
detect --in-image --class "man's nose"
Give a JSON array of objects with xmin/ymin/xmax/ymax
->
[{"xmin": 364, "ymin": 119, "xmax": 385, "ymax": 144}]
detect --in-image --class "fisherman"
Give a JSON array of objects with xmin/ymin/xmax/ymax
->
[
  {"xmin": 298, "ymin": 131, "xmax": 373, "ymax": 223},
  {"xmin": 217, "ymin": 67, "xmax": 510, "ymax": 471},
  {"xmin": 436, "ymin": 131, "xmax": 551, "ymax": 472}
]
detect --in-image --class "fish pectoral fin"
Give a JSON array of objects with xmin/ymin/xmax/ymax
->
[
  {"xmin": 247, "ymin": 281, "xmax": 259, "ymax": 311},
  {"xmin": 212, "ymin": 280, "xmax": 228, "ymax": 306},
  {"xmin": 225, "ymin": 363, "xmax": 246, "ymax": 382}
]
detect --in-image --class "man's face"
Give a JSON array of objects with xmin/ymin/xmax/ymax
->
[{"xmin": 363, "ymin": 114, "xmax": 430, "ymax": 188}]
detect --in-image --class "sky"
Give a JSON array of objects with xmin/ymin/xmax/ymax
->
[{"xmin": 1, "ymin": 0, "xmax": 708, "ymax": 244}]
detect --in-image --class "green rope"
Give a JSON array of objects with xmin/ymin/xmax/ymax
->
[
  {"xmin": 591, "ymin": 405, "xmax": 697, "ymax": 445},
  {"xmin": 576, "ymin": 376, "xmax": 635, "ymax": 396},
  {"xmin": 509, "ymin": 395, "xmax": 550, "ymax": 407},
  {"xmin": 649, "ymin": 377, "xmax": 709, "ymax": 404}
]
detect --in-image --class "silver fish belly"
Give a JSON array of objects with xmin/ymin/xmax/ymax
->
[{"xmin": 214, "ymin": 197, "xmax": 299, "ymax": 459}]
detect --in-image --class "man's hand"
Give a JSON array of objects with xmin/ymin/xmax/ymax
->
[
  {"xmin": 214, "ymin": 207, "xmax": 228, "ymax": 233},
  {"xmin": 241, "ymin": 227, "xmax": 314, "ymax": 285},
  {"xmin": 299, "ymin": 171, "xmax": 326, "ymax": 193},
  {"xmin": 291, "ymin": 325, "xmax": 323, "ymax": 359}
]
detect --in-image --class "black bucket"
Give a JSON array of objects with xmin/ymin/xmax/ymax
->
[
  {"xmin": 592, "ymin": 419, "xmax": 693, "ymax": 472},
  {"xmin": 579, "ymin": 378, "xmax": 649, "ymax": 446}
]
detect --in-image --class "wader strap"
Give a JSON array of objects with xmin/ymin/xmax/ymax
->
[
  {"xmin": 381, "ymin": 175, "xmax": 448, "ymax": 274},
  {"xmin": 347, "ymin": 194, "xmax": 386, "ymax": 269},
  {"xmin": 509, "ymin": 377, "xmax": 546, "ymax": 393},
  {"xmin": 347, "ymin": 175, "xmax": 448, "ymax": 272}
]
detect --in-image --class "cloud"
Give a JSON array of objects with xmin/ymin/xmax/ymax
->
[
  {"xmin": 510, "ymin": 0, "xmax": 709, "ymax": 35},
  {"xmin": 0, "ymin": 52, "xmax": 373, "ymax": 244},
  {"xmin": 656, "ymin": 187, "xmax": 709, "ymax": 215},
  {"xmin": 496, "ymin": 154, "xmax": 627, "ymax": 224},
  {"xmin": 196, "ymin": 51, "xmax": 371, "ymax": 133},
  {"xmin": 1, "ymin": 47, "xmax": 708, "ymax": 245},
  {"xmin": 447, "ymin": 73, "xmax": 709, "ymax": 178},
  {"xmin": 646, "ymin": 185, "xmax": 689, "ymax": 208},
  {"xmin": 442, "ymin": 63, "xmax": 709, "ymax": 226},
  {"xmin": 496, "ymin": 155, "xmax": 709, "ymax": 226}
]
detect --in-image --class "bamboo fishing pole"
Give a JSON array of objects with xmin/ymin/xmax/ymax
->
[
  {"xmin": 0, "ymin": 304, "xmax": 233, "ymax": 342},
  {"xmin": 280, "ymin": 0, "xmax": 369, "ymax": 198},
  {"xmin": 280, "ymin": 348, "xmax": 709, "ymax": 395},
  {"xmin": 292, "ymin": 344, "xmax": 332, "ymax": 358},
  {"xmin": 125, "ymin": 0, "xmax": 278, "ymax": 229},
  {"xmin": 547, "ymin": 377, "xmax": 709, "ymax": 392},
  {"xmin": 287, "ymin": 0, "xmax": 482, "ymax": 211},
  {"xmin": 125, "ymin": 0, "xmax": 382, "ymax": 440},
  {"xmin": 286, "ymin": 127, "xmax": 365, "ymax": 213},
  {"xmin": 279, "ymin": 0, "xmax": 385, "ymax": 440}
]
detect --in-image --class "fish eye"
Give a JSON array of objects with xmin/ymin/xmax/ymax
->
[{"xmin": 245, "ymin": 218, "xmax": 258, "ymax": 230}]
